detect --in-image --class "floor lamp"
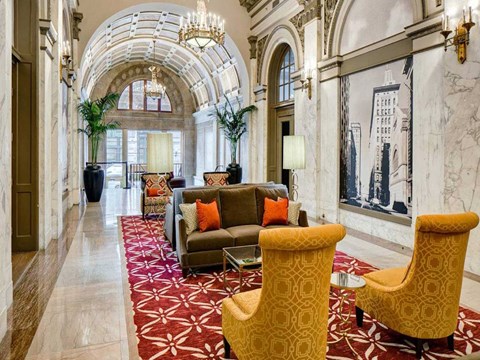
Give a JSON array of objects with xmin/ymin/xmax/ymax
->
[
  {"xmin": 283, "ymin": 135, "xmax": 306, "ymax": 202},
  {"xmin": 146, "ymin": 133, "xmax": 173, "ymax": 228}
]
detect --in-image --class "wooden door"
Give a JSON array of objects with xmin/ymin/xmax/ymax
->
[{"xmin": 11, "ymin": 0, "xmax": 39, "ymax": 252}]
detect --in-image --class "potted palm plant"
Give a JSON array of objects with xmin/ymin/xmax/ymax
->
[
  {"xmin": 78, "ymin": 92, "xmax": 120, "ymax": 202},
  {"xmin": 213, "ymin": 96, "xmax": 256, "ymax": 184}
]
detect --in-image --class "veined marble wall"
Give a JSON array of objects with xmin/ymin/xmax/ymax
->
[
  {"xmin": 0, "ymin": 0, "xmax": 13, "ymax": 340},
  {"xmin": 444, "ymin": 0, "xmax": 480, "ymax": 274},
  {"xmin": 248, "ymin": 0, "xmax": 480, "ymax": 276}
]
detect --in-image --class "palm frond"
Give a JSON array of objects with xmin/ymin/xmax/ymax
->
[{"xmin": 77, "ymin": 92, "xmax": 120, "ymax": 164}]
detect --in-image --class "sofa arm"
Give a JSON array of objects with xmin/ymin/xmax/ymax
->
[
  {"xmin": 175, "ymin": 214, "xmax": 188, "ymax": 268},
  {"xmin": 299, "ymin": 210, "xmax": 309, "ymax": 227},
  {"xmin": 164, "ymin": 203, "xmax": 174, "ymax": 247}
]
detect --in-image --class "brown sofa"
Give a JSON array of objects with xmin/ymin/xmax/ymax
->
[{"xmin": 175, "ymin": 184, "xmax": 308, "ymax": 277}]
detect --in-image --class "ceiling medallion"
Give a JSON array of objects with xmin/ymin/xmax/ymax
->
[
  {"xmin": 179, "ymin": 0, "xmax": 225, "ymax": 51},
  {"xmin": 145, "ymin": 40, "xmax": 166, "ymax": 99}
]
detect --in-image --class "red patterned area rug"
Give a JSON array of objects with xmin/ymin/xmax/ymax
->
[{"xmin": 120, "ymin": 216, "xmax": 480, "ymax": 360}]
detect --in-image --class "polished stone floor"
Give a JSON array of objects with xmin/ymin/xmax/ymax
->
[{"xmin": 1, "ymin": 188, "xmax": 479, "ymax": 359}]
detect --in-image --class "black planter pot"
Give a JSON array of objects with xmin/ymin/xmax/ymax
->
[
  {"xmin": 226, "ymin": 164, "xmax": 242, "ymax": 184},
  {"xmin": 83, "ymin": 165, "xmax": 105, "ymax": 202}
]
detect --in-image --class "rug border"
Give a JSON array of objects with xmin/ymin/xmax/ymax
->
[{"xmin": 117, "ymin": 215, "xmax": 142, "ymax": 360}]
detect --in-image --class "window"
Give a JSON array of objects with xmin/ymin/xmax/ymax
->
[
  {"xmin": 392, "ymin": 149, "xmax": 399, "ymax": 170},
  {"xmin": 106, "ymin": 130, "xmax": 123, "ymax": 162},
  {"xmin": 117, "ymin": 80, "xmax": 173, "ymax": 113},
  {"xmin": 278, "ymin": 48, "xmax": 295, "ymax": 103}
]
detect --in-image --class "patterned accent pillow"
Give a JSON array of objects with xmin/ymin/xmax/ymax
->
[
  {"xmin": 288, "ymin": 201, "xmax": 302, "ymax": 226},
  {"xmin": 278, "ymin": 197, "xmax": 302, "ymax": 225},
  {"xmin": 179, "ymin": 203, "xmax": 198, "ymax": 235}
]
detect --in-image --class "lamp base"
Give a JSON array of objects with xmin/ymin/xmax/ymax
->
[{"xmin": 291, "ymin": 169, "xmax": 299, "ymax": 202}]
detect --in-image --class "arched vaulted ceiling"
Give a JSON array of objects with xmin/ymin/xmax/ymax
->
[{"xmin": 80, "ymin": 3, "xmax": 250, "ymax": 110}]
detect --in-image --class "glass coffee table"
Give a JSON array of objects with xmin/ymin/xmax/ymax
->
[
  {"xmin": 223, "ymin": 245, "xmax": 262, "ymax": 293},
  {"xmin": 329, "ymin": 272, "xmax": 366, "ymax": 359}
]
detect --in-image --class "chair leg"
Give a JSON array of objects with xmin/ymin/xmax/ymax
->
[
  {"xmin": 448, "ymin": 333, "xmax": 454, "ymax": 351},
  {"xmin": 415, "ymin": 339, "xmax": 423, "ymax": 359},
  {"xmin": 355, "ymin": 306, "xmax": 364, "ymax": 327},
  {"xmin": 182, "ymin": 268, "xmax": 189, "ymax": 279},
  {"xmin": 224, "ymin": 336, "xmax": 231, "ymax": 359}
]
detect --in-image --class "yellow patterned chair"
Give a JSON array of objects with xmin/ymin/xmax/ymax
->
[
  {"xmin": 222, "ymin": 224, "xmax": 347, "ymax": 360},
  {"xmin": 141, "ymin": 174, "xmax": 173, "ymax": 219},
  {"xmin": 355, "ymin": 212, "xmax": 479, "ymax": 359}
]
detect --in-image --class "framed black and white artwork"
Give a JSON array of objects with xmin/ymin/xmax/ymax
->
[{"xmin": 339, "ymin": 56, "xmax": 413, "ymax": 221}]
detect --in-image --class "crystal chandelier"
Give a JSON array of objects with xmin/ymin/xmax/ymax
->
[
  {"xmin": 145, "ymin": 40, "xmax": 166, "ymax": 99},
  {"xmin": 178, "ymin": 0, "xmax": 225, "ymax": 51}
]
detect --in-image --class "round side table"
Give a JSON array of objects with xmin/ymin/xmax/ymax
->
[{"xmin": 329, "ymin": 272, "xmax": 366, "ymax": 359}]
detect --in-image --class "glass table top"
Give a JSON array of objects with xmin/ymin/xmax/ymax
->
[
  {"xmin": 223, "ymin": 245, "xmax": 262, "ymax": 267},
  {"xmin": 330, "ymin": 272, "xmax": 366, "ymax": 290}
]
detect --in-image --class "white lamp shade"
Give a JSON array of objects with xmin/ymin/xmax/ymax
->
[
  {"xmin": 283, "ymin": 135, "xmax": 306, "ymax": 170},
  {"xmin": 147, "ymin": 133, "xmax": 174, "ymax": 173}
]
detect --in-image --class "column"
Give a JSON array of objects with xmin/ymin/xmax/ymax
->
[{"xmin": 38, "ymin": 19, "xmax": 57, "ymax": 247}]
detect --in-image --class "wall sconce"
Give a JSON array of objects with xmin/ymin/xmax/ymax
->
[
  {"xmin": 60, "ymin": 40, "xmax": 72, "ymax": 82},
  {"xmin": 441, "ymin": 7, "xmax": 476, "ymax": 64},
  {"xmin": 300, "ymin": 65, "xmax": 313, "ymax": 100}
]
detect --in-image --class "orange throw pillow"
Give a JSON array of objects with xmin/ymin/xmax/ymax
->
[
  {"xmin": 262, "ymin": 197, "xmax": 289, "ymax": 226},
  {"xmin": 196, "ymin": 199, "xmax": 221, "ymax": 233},
  {"xmin": 147, "ymin": 188, "xmax": 165, "ymax": 197}
]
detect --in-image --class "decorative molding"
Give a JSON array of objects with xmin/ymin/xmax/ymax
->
[
  {"xmin": 72, "ymin": 12, "xmax": 83, "ymax": 40},
  {"xmin": 254, "ymin": 84, "xmax": 268, "ymax": 102},
  {"xmin": 256, "ymin": 36, "xmax": 268, "ymax": 83},
  {"xmin": 298, "ymin": 0, "xmax": 322, "ymax": 23},
  {"xmin": 289, "ymin": 11, "xmax": 305, "ymax": 50},
  {"xmin": 248, "ymin": 36, "xmax": 258, "ymax": 59},
  {"xmin": 405, "ymin": 17, "xmax": 443, "ymax": 40},
  {"xmin": 239, "ymin": 0, "xmax": 262, "ymax": 12},
  {"xmin": 39, "ymin": 19, "xmax": 58, "ymax": 60},
  {"xmin": 323, "ymin": 0, "xmax": 341, "ymax": 55}
]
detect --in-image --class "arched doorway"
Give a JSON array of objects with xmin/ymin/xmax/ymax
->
[{"xmin": 267, "ymin": 44, "xmax": 295, "ymax": 190}]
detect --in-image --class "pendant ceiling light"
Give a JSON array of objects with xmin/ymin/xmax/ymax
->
[
  {"xmin": 145, "ymin": 40, "xmax": 166, "ymax": 99},
  {"xmin": 178, "ymin": 0, "xmax": 225, "ymax": 51}
]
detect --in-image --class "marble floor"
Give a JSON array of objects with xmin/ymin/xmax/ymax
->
[{"xmin": 2, "ymin": 188, "xmax": 479, "ymax": 359}]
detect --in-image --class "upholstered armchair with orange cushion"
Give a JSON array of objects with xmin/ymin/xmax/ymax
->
[
  {"xmin": 141, "ymin": 174, "xmax": 173, "ymax": 219},
  {"xmin": 203, "ymin": 171, "xmax": 230, "ymax": 186},
  {"xmin": 222, "ymin": 224, "xmax": 347, "ymax": 360},
  {"xmin": 356, "ymin": 212, "xmax": 479, "ymax": 359}
]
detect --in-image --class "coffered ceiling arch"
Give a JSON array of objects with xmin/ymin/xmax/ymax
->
[{"xmin": 79, "ymin": 3, "xmax": 249, "ymax": 110}]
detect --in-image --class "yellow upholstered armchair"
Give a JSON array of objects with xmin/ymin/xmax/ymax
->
[
  {"xmin": 356, "ymin": 212, "xmax": 479, "ymax": 359},
  {"xmin": 141, "ymin": 174, "xmax": 173, "ymax": 219},
  {"xmin": 222, "ymin": 224, "xmax": 347, "ymax": 360}
]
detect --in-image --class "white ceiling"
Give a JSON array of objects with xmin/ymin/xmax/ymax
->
[{"xmin": 81, "ymin": 8, "xmax": 244, "ymax": 109}]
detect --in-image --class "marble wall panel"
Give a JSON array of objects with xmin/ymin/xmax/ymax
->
[
  {"xmin": 413, "ymin": 49, "xmax": 445, "ymax": 217},
  {"xmin": 0, "ymin": 0, "xmax": 13, "ymax": 341},
  {"xmin": 444, "ymin": 0, "xmax": 480, "ymax": 275},
  {"xmin": 38, "ymin": 48, "xmax": 53, "ymax": 249},
  {"xmin": 295, "ymin": 20, "xmax": 320, "ymax": 218},
  {"xmin": 318, "ymin": 79, "xmax": 340, "ymax": 223}
]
